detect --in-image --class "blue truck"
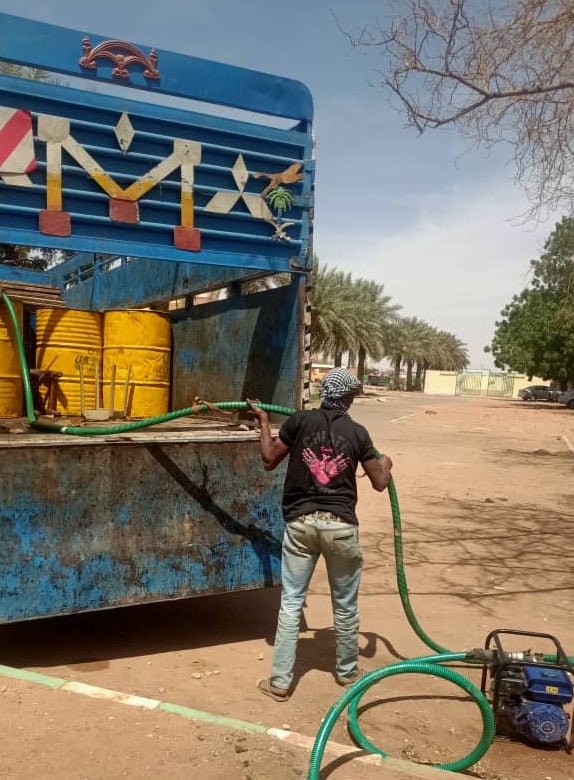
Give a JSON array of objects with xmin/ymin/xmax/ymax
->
[{"xmin": 0, "ymin": 13, "xmax": 314, "ymax": 622}]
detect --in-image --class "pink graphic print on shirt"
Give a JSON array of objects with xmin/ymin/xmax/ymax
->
[{"xmin": 302, "ymin": 445, "xmax": 350, "ymax": 486}]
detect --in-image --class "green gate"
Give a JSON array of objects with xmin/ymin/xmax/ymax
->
[
  {"xmin": 455, "ymin": 371, "xmax": 483, "ymax": 396},
  {"xmin": 487, "ymin": 373, "xmax": 514, "ymax": 398},
  {"xmin": 455, "ymin": 371, "xmax": 514, "ymax": 398}
]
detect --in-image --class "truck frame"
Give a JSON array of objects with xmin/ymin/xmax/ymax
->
[{"xmin": 0, "ymin": 13, "xmax": 314, "ymax": 622}]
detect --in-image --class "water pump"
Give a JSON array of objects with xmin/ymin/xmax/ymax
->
[{"xmin": 479, "ymin": 629, "xmax": 574, "ymax": 750}]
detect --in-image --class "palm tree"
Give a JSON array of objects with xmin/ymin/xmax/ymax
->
[
  {"xmin": 239, "ymin": 273, "xmax": 290, "ymax": 295},
  {"xmin": 384, "ymin": 321, "xmax": 403, "ymax": 389},
  {"xmin": 307, "ymin": 256, "xmax": 467, "ymax": 390},
  {"xmin": 411, "ymin": 322, "xmax": 438, "ymax": 391},
  {"xmin": 429, "ymin": 330, "xmax": 469, "ymax": 371},
  {"xmin": 348, "ymin": 277, "xmax": 400, "ymax": 380},
  {"xmin": 386, "ymin": 319, "xmax": 468, "ymax": 391},
  {"xmin": 308, "ymin": 257, "xmax": 399, "ymax": 373},
  {"xmin": 309, "ymin": 260, "xmax": 356, "ymax": 364},
  {"xmin": 385, "ymin": 317, "xmax": 431, "ymax": 390}
]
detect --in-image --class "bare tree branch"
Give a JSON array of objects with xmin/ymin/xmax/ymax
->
[{"xmin": 340, "ymin": 0, "xmax": 574, "ymax": 219}]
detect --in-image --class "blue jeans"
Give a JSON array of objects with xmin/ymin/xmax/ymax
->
[{"xmin": 270, "ymin": 512, "xmax": 363, "ymax": 690}]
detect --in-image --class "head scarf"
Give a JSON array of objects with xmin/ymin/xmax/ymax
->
[{"xmin": 319, "ymin": 368, "xmax": 361, "ymax": 413}]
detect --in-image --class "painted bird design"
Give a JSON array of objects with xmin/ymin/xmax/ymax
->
[{"xmin": 254, "ymin": 162, "xmax": 303, "ymax": 198}]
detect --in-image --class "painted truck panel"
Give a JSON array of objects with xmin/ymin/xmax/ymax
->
[
  {"xmin": 0, "ymin": 13, "xmax": 313, "ymax": 121},
  {"xmin": 0, "ymin": 13, "xmax": 313, "ymax": 622},
  {"xmin": 0, "ymin": 13, "xmax": 314, "ymax": 269}
]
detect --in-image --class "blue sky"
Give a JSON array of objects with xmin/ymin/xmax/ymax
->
[{"xmin": 0, "ymin": 0, "xmax": 558, "ymax": 367}]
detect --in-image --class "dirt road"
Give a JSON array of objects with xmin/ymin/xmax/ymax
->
[{"xmin": 1, "ymin": 393, "xmax": 573, "ymax": 780}]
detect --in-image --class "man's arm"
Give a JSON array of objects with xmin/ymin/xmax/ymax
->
[
  {"xmin": 362, "ymin": 454, "xmax": 393, "ymax": 492},
  {"xmin": 246, "ymin": 400, "xmax": 290, "ymax": 471}
]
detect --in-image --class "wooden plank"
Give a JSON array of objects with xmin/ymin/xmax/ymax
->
[{"xmin": 0, "ymin": 280, "xmax": 65, "ymax": 307}]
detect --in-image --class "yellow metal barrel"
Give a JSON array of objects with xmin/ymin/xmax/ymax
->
[
  {"xmin": 35, "ymin": 309, "xmax": 103, "ymax": 414},
  {"xmin": 0, "ymin": 298, "xmax": 23, "ymax": 417},
  {"xmin": 103, "ymin": 310, "xmax": 171, "ymax": 418}
]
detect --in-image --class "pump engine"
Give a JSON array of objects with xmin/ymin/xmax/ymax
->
[{"xmin": 480, "ymin": 629, "xmax": 574, "ymax": 750}]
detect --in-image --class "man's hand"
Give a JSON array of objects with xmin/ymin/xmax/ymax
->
[
  {"xmin": 246, "ymin": 399, "xmax": 269, "ymax": 426},
  {"xmin": 363, "ymin": 453, "xmax": 393, "ymax": 492},
  {"xmin": 379, "ymin": 454, "xmax": 393, "ymax": 471},
  {"xmin": 246, "ymin": 399, "xmax": 290, "ymax": 471}
]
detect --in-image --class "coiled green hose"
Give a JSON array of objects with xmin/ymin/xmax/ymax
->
[
  {"xmin": 307, "ymin": 652, "xmax": 495, "ymax": 778},
  {"xmin": 385, "ymin": 459, "xmax": 571, "ymax": 668}
]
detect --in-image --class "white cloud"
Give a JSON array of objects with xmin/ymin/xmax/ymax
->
[{"xmin": 314, "ymin": 180, "xmax": 557, "ymax": 368}]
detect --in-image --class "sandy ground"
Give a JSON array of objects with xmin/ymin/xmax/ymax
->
[{"xmin": 0, "ymin": 392, "xmax": 573, "ymax": 780}]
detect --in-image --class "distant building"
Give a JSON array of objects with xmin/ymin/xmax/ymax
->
[{"xmin": 310, "ymin": 362, "xmax": 334, "ymax": 382}]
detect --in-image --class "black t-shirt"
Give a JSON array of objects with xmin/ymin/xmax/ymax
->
[{"xmin": 278, "ymin": 408, "xmax": 378, "ymax": 524}]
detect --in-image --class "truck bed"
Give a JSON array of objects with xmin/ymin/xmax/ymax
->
[
  {"xmin": 0, "ymin": 414, "xmax": 265, "ymax": 448},
  {"xmin": 0, "ymin": 413, "xmax": 283, "ymax": 622}
]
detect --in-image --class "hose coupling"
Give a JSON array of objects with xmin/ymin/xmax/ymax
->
[{"xmin": 466, "ymin": 648, "xmax": 495, "ymax": 663}]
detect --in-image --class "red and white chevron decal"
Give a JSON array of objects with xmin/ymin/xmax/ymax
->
[{"xmin": 0, "ymin": 108, "xmax": 36, "ymax": 186}]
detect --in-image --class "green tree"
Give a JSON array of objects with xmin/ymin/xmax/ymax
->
[
  {"xmin": 429, "ymin": 330, "xmax": 469, "ymax": 371},
  {"xmin": 487, "ymin": 288, "xmax": 574, "ymax": 387},
  {"xmin": 487, "ymin": 217, "xmax": 574, "ymax": 386},
  {"xmin": 0, "ymin": 245, "xmax": 51, "ymax": 270},
  {"xmin": 348, "ymin": 277, "xmax": 400, "ymax": 380},
  {"xmin": 530, "ymin": 216, "xmax": 574, "ymax": 296},
  {"xmin": 385, "ymin": 317, "xmax": 431, "ymax": 391},
  {"xmin": 309, "ymin": 261, "xmax": 356, "ymax": 366}
]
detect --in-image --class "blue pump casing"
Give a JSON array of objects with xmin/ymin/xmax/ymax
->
[
  {"xmin": 509, "ymin": 665, "xmax": 573, "ymax": 745},
  {"xmin": 523, "ymin": 665, "xmax": 573, "ymax": 705},
  {"xmin": 511, "ymin": 701, "xmax": 570, "ymax": 745},
  {"xmin": 482, "ymin": 630, "xmax": 574, "ymax": 751}
]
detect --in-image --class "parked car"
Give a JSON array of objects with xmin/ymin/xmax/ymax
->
[
  {"xmin": 557, "ymin": 389, "xmax": 574, "ymax": 409},
  {"xmin": 518, "ymin": 385, "xmax": 560, "ymax": 402}
]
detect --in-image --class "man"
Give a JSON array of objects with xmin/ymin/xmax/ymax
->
[{"xmin": 247, "ymin": 368, "xmax": 393, "ymax": 702}]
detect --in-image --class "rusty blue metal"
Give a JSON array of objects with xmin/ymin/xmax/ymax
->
[
  {"xmin": 0, "ymin": 436, "xmax": 284, "ymax": 622},
  {"xmin": 54, "ymin": 253, "xmax": 271, "ymax": 312},
  {"xmin": 171, "ymin": 280, "xmax": 302, "ymax": 411}
]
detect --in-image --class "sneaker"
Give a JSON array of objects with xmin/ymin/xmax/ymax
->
[
  {"xmin": 336, "ymin": 668, "xmax": 365, "ymax": 687},
  {"xmin": 257, "ymin": 677, "xmax": 291, "ymax": 702}
]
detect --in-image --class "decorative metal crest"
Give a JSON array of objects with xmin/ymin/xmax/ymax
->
[{"xmin": 79, "ymin": 37, "xmax": 160, "ymax": 81}]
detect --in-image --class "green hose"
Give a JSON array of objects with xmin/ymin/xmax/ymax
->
[
  {"xmin": 388, "ymin": 477, "xmax": 451, "ymax": 656},
  {"xmin": 31, "ymin": 401, "xmax": 295, "ymax": 436},
  {"xmin": 307, "ymin": 652, "xmax": 495, "ymax": 779},
  {"xmin": 2, "ymin": 290, "xmax": 35, "ymax": 424},
  {"xmin": 387, "ymin": 472, "xmax": 570, "ymax": 668}
]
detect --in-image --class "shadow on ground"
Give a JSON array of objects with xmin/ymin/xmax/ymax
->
[
  {"xmin": 360, "ymin": 494, "xmax": 574, "ymax": 615},
  {"xmin": 0, "ymin": 586, "xmax": 282, "ymax": 668}
]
